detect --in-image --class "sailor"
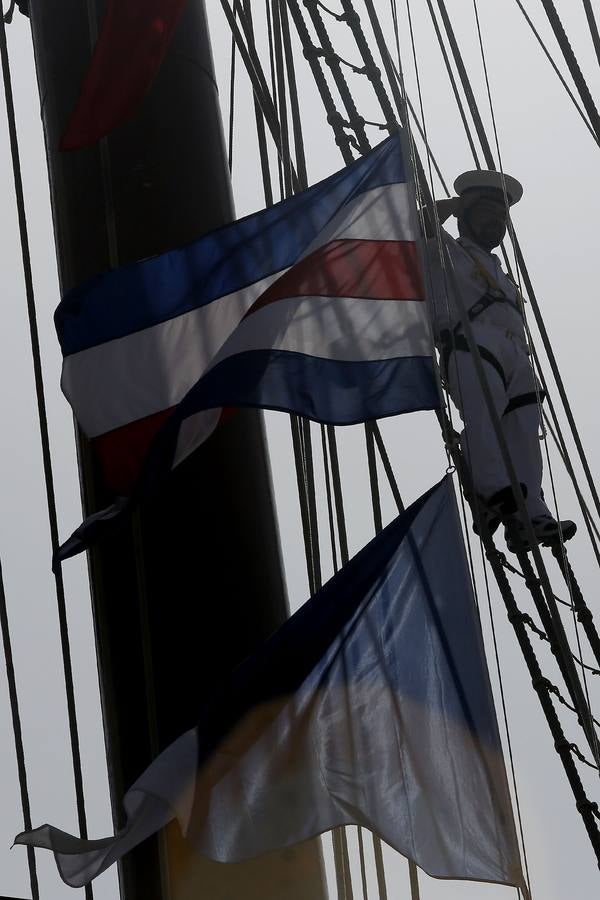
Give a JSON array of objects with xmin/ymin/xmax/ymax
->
[{"xmin": 425, "ymin": 170, "xmax": 576, "ymax": 551}]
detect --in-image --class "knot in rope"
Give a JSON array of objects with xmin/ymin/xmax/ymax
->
[
  {"xmin": 304, "ymin": 0, "xmax": 347, "ymax": 23},
  {"xmin": 531, "ymin": 674, "xmax": 551, "ymax": 693}
]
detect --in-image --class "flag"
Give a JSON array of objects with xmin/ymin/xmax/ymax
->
[
  {"xmin": 60, "ymin": 0, "xmax": 187, "ymax": 150},
  {"xmin": 54, "ymin": 134, "xmax": 438, "ymax": 564},
  {"xmin": 16, "ymin": 477, "xmax": 524, "ymax": 889}
]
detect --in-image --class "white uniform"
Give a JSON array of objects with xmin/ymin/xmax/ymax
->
[{"xmin": 425, "ymin": 232, "xmax": 552, "ymax": 519}]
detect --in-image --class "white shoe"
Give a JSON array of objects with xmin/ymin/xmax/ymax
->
[{"xmin": 504, "ymin": 514, "xmax": 577, "ymax": 553}]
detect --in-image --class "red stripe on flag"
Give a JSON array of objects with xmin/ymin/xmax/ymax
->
[
  {"xmin": 249, "ymin": 239, "xmax": 425, "ymax": 316},
  {"xmin": 60, "ymin": 0, "xmax": 187, "ymax": 151},
  {"xmin": 93, "ymin": 407, "xmax": 174, "ymax": 494},
  {"xmin": 93, "ymin": 405, "xmax": 237, "ymax": 494}
]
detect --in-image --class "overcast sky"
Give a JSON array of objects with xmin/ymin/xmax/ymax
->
[{"xmin": 1, "ymin": 2, "xmax": 600, "ymax": 899}]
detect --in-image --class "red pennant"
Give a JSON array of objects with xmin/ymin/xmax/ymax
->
[{"xmin": 60, "ymin": 0, "xmax": 188, "ymax": 151}]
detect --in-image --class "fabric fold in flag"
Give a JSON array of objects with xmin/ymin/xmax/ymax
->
[
  {"xmin": 54, "ymin": 134, "xmax": 438, "ymax": 565},
  {"xmin": 60, "ymin": 0, "xmax": 187, "ymax": 150},
  {"xmin": 21, "ymin": 477, "xmax": 524, "ymax": 891}
]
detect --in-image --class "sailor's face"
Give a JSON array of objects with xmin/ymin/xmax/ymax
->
[{"xmin": 467, "ymin": 197, "xmax": 508, "ymax": 249}]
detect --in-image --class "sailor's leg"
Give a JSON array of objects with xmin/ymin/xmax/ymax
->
[
  {"xmin": 503, "ymin": 354, "xmax": 552, "ymax": 519},
  {"xmin": 446, "ymin": 342, "xmax": 511, "ymax": 501}
]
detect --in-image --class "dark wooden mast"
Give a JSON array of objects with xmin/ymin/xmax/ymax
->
[{"xmin": 27, "ymin": 1, "xmax": 326, "ymax": 897}]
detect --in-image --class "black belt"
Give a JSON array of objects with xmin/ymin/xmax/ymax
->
[
  {"xmin": 467, "ymin": 289, "xmax": 522, "ymax": 323},
  {"xmin": 440, "ymin": 330, "xmax": 508, "ymax": 391},
  {"xmin": 440, "ymin": 334, "xmax": 546, "ymax": 414}
]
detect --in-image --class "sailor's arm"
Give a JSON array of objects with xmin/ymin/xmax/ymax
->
[{"xmin": 421, "ymin": 197, "xmax": 462, "ymax": 237}]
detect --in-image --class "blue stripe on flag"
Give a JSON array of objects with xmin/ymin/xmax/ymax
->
[
  {"xmin": 56, "ymin": 134, "xmax": 406, "ymax": 356},
  {"xmin": 176, "ymin": 351, "xmax": 438, "ymax": 426}
]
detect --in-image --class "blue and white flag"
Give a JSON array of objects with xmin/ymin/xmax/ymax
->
[
  {"xmin": 56, "ymin": 133, "xmax": 436, "ymax": 501},
  {"xmin": 19, "ymin": 477, "xmax": 524, "ymax": 890}
]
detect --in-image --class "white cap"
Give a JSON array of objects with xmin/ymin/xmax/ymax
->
[{"xmin": 453, "ymin": 170, "xmax": 523, "ymax": 205}]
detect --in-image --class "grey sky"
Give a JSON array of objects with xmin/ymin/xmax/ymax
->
[{"xmin": 0, "ymin": 1, "xmax": 599, "ymax": 899}]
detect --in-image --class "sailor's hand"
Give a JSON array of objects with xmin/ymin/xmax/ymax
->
[{"xmin": 435, "ymin": 197, "xmax": 462, "ymax": 223}]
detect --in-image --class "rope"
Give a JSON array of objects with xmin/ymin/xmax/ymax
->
[
  {"xmin": 220, "ymin": 0, "xmax": 301, "ymax": 188},
  {"xmin": 339, "ymin": 0, "xmax": 397, "ymax": 130},
  {"xmin": 486, "ymin": 545, "xmax": 600, "ymax": 863},
  {"xmin": 581, "ymin": 0, "xmax": 600, "ymax": 70},
  {"xmin": 245, "ymin": 0, "xmax": 274, "ymax": 207},
  {"xmin": 0, "ymin": 14, "xmax": 93, "ymax": 898},
  {"xmin": 478, "ymin": 543, "xmax": 534, "ymax": 893},
  {"xmin": 356, "ymin": 826, "xmax": 370, "ymax": 900},
  {"xmin": 285, "ymin": 0, "xmax": 354, "ymax": 163},
  {"xmin": 423, "ymin": 0, "xmax": 482, "ymax": 166},
  {"xmin": 551, "ymin": 545, "xmax": 600, "ymax": 671},
  {"xmin": 539, "ymin": 0, "xmax": 600, "ymax": 141},
  {"xmin": 300, "ymin": 0, "xmax": 371, "ymax": 152},
  {"xmin": 0, "ymin": 556, "xmax": 39, "ymax": 898},
  {"xmin": 434, "ymin": 0, "xmax": 496, "ymax": 168},
  {"xmin": 227, "ymin": 2, "xmax": 237, "ymax": 171},
  {"xmin": 279, "ymin": 0, "xmax": 309, "ymax": 186},
  {"xmin": 513, "ymin": 0, "xmax": 599, "ymax": 145},
  {"xmin": 265, "ymin": 0, "xmax": 286, "ymax": 199}
]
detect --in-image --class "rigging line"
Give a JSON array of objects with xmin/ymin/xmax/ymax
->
[
  {"xmin": 478, "ymin": 542, "xmax": 533, "ymax": 896},
  {"xmin": 279, "ymin": 0, "xmax": 309, "ymax": 186},
  {"xmin": 485, "ymin": 543, "xmax": 600, "ymax": 861},
  {"xmin": 308, "ymin": 0, "xmax": 346, "ymax": 23},
  {"xmin": 300, "ymin": 0, "xmax": 371, "ymax": 152},
  {"xmin": 471, "ymin": 0, "xmax": 600, "ymax": 768},
  {"xmin": 528, "ymin": 338, "xmax": 600, "ymax": 572},
  {"xmin": 220, "ymin": 0, "xmax": 301, "ymax": 190},
  {"xmin": 434, "ymin": 0, "xmax": 496, "ymax": 168},
  {"xmin": 0, "ymin": 12, "xmax": 93, "ymax": 893},
  {"xmin": 543, "ymin": 676, "xmax": 600, "ymax": 730},
  {"xmin": 514, "ymin": 231, "xmax": 600, "ymax": 529},
  {"xmin": 499, "ymin": 554, "xmax": 573, "ymax": 610},
  {"xmin": 581, "ymin": 0, "xmax": 600, "ymax": 71},
  {"xmin": 538, "ymin": 0, "xmax": 600, "ymax": 141},
  {"xmin": 227, "ymin": 1, "xmax": 237, "ymax": 171},
  {"xmin": 543, "ymin": 408, "xmax": 600, "ymax": 549},
  {"xmin": 0, "ymin": 556, "xmax": 39, "ymax": 900},
  {"xmin": 551, "ymin": 544, "xmax": 600, "ymax": 672},
  {"xmin": 356, "ymin": 826, "xmax": 370, "ymax": 900},
  {"xmin": 265, "ymin": 0, "xmax": 285, "ymax": 199},
  {"xmin": 285, "ymin": 0, "xmax": 355, "ymax": 164},
  {"xmin": 245, "ymin": 0, "xmax": 274, "ymax": 207},
  {"xmin": 422, "ymin": 0, "xmax": 481, "ymax": 167},
  {"xmin": 338, "ymin": 0, "xmax": 397, "ymax": 130},
  {"xmin": 513, "ymin": 0, "xmax": 599, "ymax": 145},
  {"xmin": 271, "ymin": 0, "xmax": 293, "ymax": 196},
  {"xmin": 321, "ymin": 425, "xmax": 339, "ymax": 572},
  {"xmin": 513, "ymin": 541, "xmax": 600, "ymax": 767},
  {"xmin": 540, "ymin": 424, "xmax": 600, "ymax": 767},
  {"xmin": 365, "ymin": 423, "xmax": 383, "ymax": 534}
]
